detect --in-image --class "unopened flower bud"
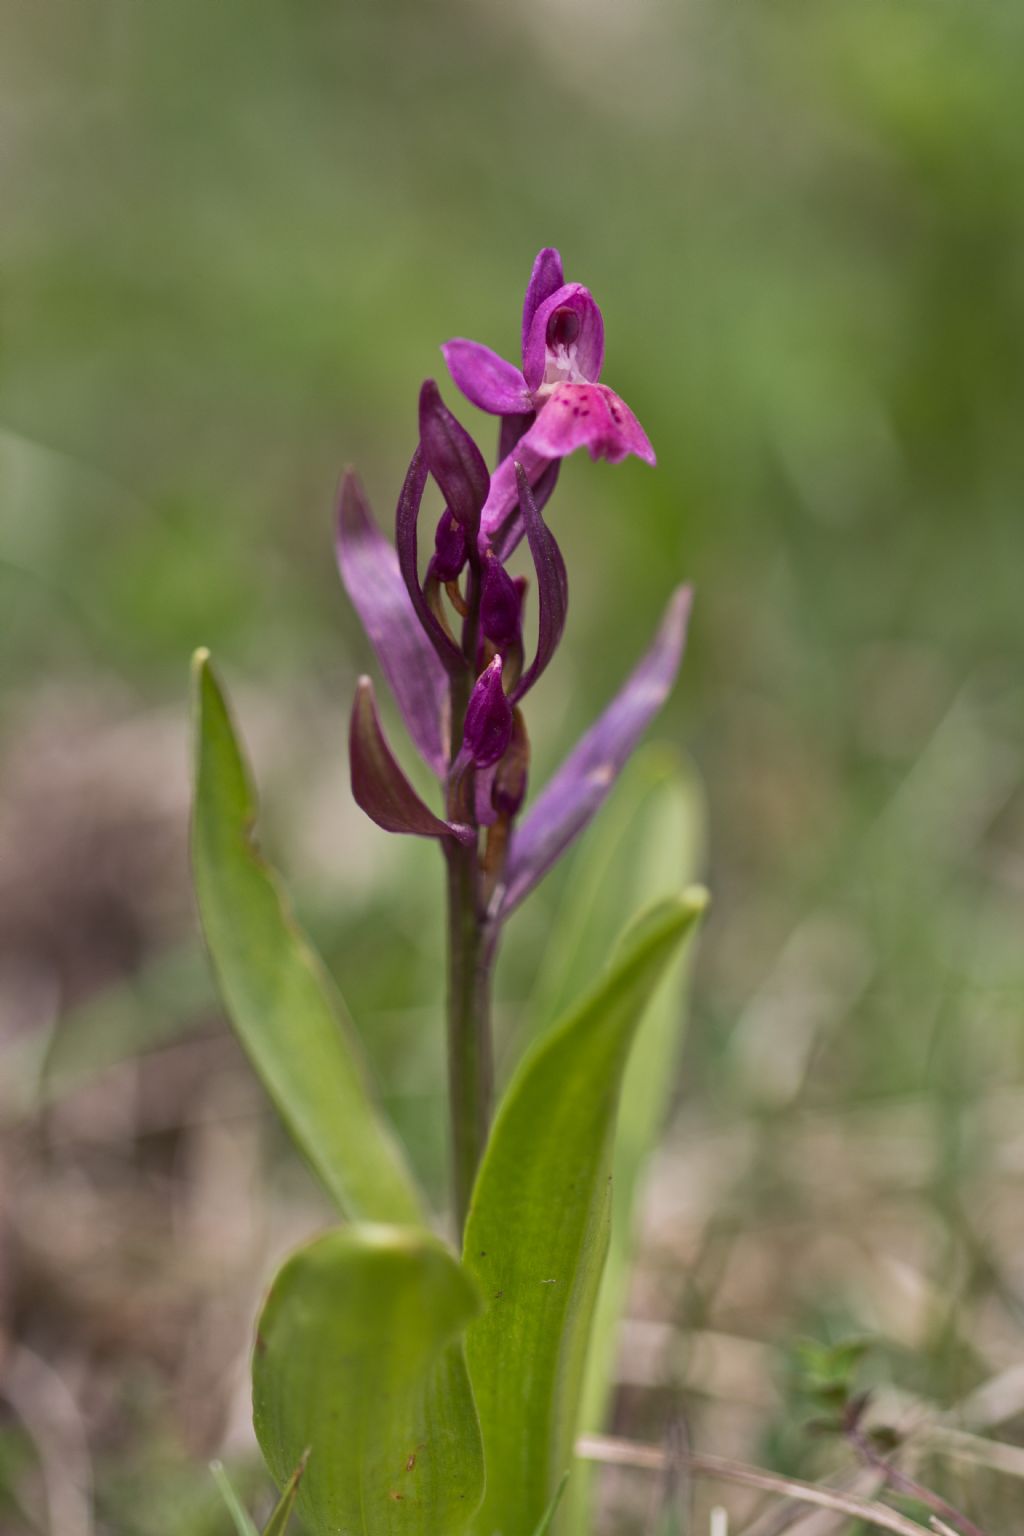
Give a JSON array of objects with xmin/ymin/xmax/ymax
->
[
  {"xmin": 463, "ymin": 655, "xmax": 513, "ymax": 769},
  {"xmin": 428, "ymin": 509, "xmax": 468, "ymax": 583},
  {"xmin": 480, "ymin": 554, "xmax": 522, "ymax": 649}
]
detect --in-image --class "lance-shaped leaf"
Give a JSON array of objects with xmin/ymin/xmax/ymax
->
[
  {"xmin": 419, "ymin": 380, "xmax": 490, "ymax": 539},
  {"xmin": 253, "ymin": 1226, "xmax": 484, "ymax": 1536},
  {"xmin": 462, "ymin": 895, "xmax": 706, "ymax": 1536},
  {"xmin": 336, "ymin": 471, "xmax": 451, "ymax": 777},
  {"xmin": 510, "ymin": 461, "xmax": 567, "ymax": 705},
  {"xmin": 395, "ymin": 444, "xmax": 468, "ymax": 675},
  {"xmin": 350, "ymin": 677, "xmax": 472, "ymax": 843},
  {"xmin": 191, "ymin": 650, "xmax": 425, "ymax": 1225},
  {"xmin": 499, "ymin": 585, "xmax": 692, "ymax": 916},
  {"xmin": 533, "ymin": 750, "xmax": 706, "ymax": 1535}
]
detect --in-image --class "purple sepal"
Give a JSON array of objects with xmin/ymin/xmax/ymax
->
[
  {"xmin": 429, "ymin": 509, "xmax": 468, "ymax": 583},
  {"xmin": 418, "ymin": 380, "xmax": 490, "ymax": 537},
  {"xmin": 499, "ymin": 585, "xmax": 693, "ymax": 915},
  {"xmin": 463, "ymin": 655, "xmax": 513, "ymax": 769},
  {"xmin": 350, "ymin": 677, "xmax": 472, "ymax": 844},
  {"xmin": 440, "ymin": 340, "xmax": 531, "ymax": 417},
  {"xmin": 510, "ymin": 462, "xmax": 567, "ymax": 704},
  {"xmin": 336, "ymin": 470, "xmax": 450, "ymax": 778},
  {"xmin": 521, "ymin": 248, "xmax": 565, "ymax": 356},
  {"xmin": 480, "ymin": 554, "xmax": 522, "ymax": 649},
  {"xmin": 395, "ymin": 445, "xmax": 466, "ymax": 676},
  {"xmin": 522, "ymin": 283, "xmax": 605, "ymax": 394}
]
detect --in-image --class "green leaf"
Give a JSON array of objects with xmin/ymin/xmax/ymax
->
[
  {"xmin": 253, "ymin": 1225, "xmax": 484, "ymax": 1536},
  {"xmin": 462, "ymin": 892, "xmax": 707, "ymax": 1536},
  {"xmin": 261, "ymin": 1451, "xmax": 308, "ymax": 1536},
  {"xmin": 190, "ymin": 649, "xmax": 425, "ymax": 1225},
  {"xmin": 564, "ymin": 752, "xmax": 705, "ymax": 1531}
]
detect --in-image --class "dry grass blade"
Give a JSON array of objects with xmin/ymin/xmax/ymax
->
[{"xmin": 575, "ymin": 1434, "xmax": 937, "ymax": 1536}]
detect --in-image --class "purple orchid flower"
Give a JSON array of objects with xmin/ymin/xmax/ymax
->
[
  {"xmin": 442, "ymin": 248, "xmax": 656, "ymax": 556},
  {"xmin": 338, "ymin": 261, "xmax": 690, "ymax": 973}
]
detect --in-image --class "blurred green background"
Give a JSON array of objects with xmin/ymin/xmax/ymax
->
[{"xmin": 3, "ymin": 0, "xmax": 1024, "ymax": 1531}]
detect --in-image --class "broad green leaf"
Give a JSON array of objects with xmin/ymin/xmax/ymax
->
[
  {"xmin": 463, "ymin": 892, "xmax": 707, "ymax": 1536},
  {"xmin": 253, "ymin": 1225, "xmax": 484, "ymax": 1536},
  {"xmin": 191, "ymin": 650, "xmax": 424, "ymax": 1225},
  {"xmin": 559, "ymin": 752, "xmax": 706, "ymax": 1532}
]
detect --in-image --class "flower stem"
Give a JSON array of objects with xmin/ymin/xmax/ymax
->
[
  {"xmin": 444, "ymin": 834, "xmax": 493, "ymax": 1236},
  {"xmin": 444, "ymin": 569, "xmax": 493, "ymax": 1239}
]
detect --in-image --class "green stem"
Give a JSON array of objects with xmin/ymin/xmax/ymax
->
[
  {"xmin": 444, "ymin": 566, "xmax": 494, "ymax": 1239},
  {"xmin": 444, "ymin": 834, "xmax": 493, "ymax": 1237}
]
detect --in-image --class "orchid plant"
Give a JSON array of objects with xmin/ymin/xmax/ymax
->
[{"xmin": 191, "ymin": 249, "xmax": 706, "ymax": 1536}]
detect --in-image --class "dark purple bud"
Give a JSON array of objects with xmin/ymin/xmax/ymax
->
[
  {"xmin": 480, "ymin": 554, "xmax": 522, "ymax": 649},
  {"xmin": 349, "ymin": 677, "xmax": 472, "ymax": 843},
  {"xmin": 463, "ymin": 655, "xmax": 513, "ymax": 770},
  {"xmin": 419, "ymin": 380, "xmax": 490, "ymax": 537},
  {"xmin": 510, "ymin": 461, "xmax": 568, "ymax": 704},
  {"xmin": 493, "ymin": 707, "xmax": 530, "ymax": 818},
  {"xmin": 395, "ymin": 444, "xmax": 466, "ymax": 677},
  {"xmin": 429, "ymin": 509, "xmax": 468, "ymax": 583}
]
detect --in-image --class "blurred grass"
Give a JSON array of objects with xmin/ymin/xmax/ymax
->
[{"xmin": 2, "ymin": 0, "xmax": 1024, "ymax": 1531}]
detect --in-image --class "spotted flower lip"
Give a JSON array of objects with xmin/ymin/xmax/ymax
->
[{"xmin": 441, "ymin": 248, "xmax": 655, "ymax": 552}]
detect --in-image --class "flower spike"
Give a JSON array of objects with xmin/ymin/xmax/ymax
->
[{"xmin": 349, "ymin": 677, "xmax": 472, "ymax": 843}]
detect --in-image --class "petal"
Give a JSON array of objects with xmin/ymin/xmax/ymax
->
[
  {"xmin": 526, "ymin": 383, "xmax": 656, "ymax": 466},
  {"xmin": 523, "ymin": 283, "xmax": 605, "ymax": 393},
  {"xmin": 349, "ymin": 677, "xmax": 472, "ymax": 843},
  {"xmin": 442, "ymin": 340, "xmax": 531, "ymax": 417},
  {"xmin": 509, "ymin": 462, "xmax": 568, "ymax": 705},
  {"xmin": 394, "ymin": 444, "xmax": 467, "ymax": 677},
  {"xmin": 498, "ymin": 586, "xmax": 692, "ymax": 916},
  {"xmin": 521, "ymin": 247, "xmax": 565, "ymax": 359},
  {"xmin": 418, "ymin": 380, "xmax": 490, "ymax": 536},
  {"xmin": 336, "ymin": 471, "xmax": 450, "ymax": 777}
]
